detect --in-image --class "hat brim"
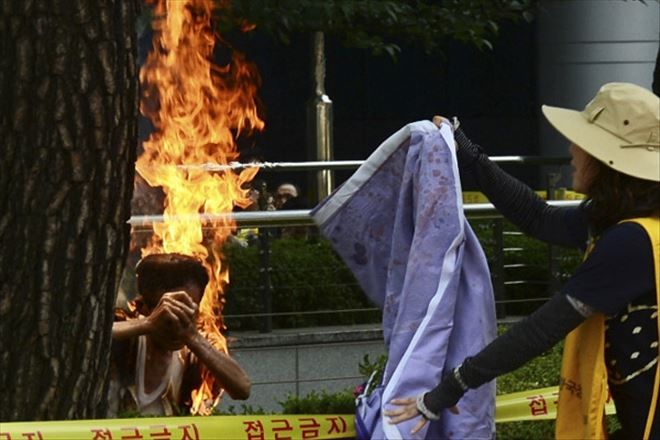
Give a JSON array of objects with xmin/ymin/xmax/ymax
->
[{"xmin": 542, "ymin": 105, "xmax": 660, "ymax": 181}]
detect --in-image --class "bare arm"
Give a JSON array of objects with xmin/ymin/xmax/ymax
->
[
  {"xmin": 112, "ymin": 318, "xmax": 151, "ymax": 340},
  {"xmin": 114, "ymin": 291, "xmax": 251, "ymax": 400},
  {"xmin": 112, "ymin": 291, "xmax": 197, "ymax": 349},
  {"xmin": 185, "ymin": 332, "xmax": 251, "ymax": 400},
  {"xmin": 149, "ymin": 292, "xmax": 251, "ymax": 399}
]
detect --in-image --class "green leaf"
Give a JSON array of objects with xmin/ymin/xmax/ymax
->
[
  {"xmin": 383, "ymin": 44, "xmax": 401, "ymax": 60},
  {"xmin": 215, "ymin": 0, "xmax": 536, "ymax": 55}
]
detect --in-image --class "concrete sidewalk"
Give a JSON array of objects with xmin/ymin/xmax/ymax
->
[{"xmin": 223, "ymin": 323, "xmax": 385, "ymax": 412}]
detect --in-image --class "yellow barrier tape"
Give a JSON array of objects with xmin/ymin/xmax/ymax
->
[
  {"xmin": 0, "ymin": 415, "xmax": 353, "ymax": 440},
  {"xmin": 0, "ymin": 386, "xmax": 616, "ymax": 439},
  {"xmin": 495, "ymin": 385, "xmax": 616, "ymax": 423},
  {"xmin": 463, "ymin": 190, "xmax": 585, "ymax": 204}
]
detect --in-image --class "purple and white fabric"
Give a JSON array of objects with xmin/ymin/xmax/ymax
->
[{"xmin": 311, "ymin": 121, "xmax": 497, "ymax": 439}]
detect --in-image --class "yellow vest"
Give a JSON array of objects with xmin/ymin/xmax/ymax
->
[{"xmin": 556, "ymin": 217, "xmax": 660, "ymax": 440}]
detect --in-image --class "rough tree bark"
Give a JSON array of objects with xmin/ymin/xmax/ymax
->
[{"xmin": 0, "ymin": 0, "xmax": 138, "ymax": 421}]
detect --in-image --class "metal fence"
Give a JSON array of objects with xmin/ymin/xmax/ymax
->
[{"xmin": 128, "ymin": 157, "xmax": 580, "ymax": 333}]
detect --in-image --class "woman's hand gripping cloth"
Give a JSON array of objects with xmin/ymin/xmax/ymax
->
[{"xmin": 311, "ymin": 121, "xmax": 497, "ymax": 439}]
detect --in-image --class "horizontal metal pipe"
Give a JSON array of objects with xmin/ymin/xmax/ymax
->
[
  {"xmin": 173, "ymin": 156, "xmax": 570, "ymax": 173},
  {"xmin": 176, "ymin": 160, "xmax": 365, "ymax": 173},
  {"xmin": 128, "ymin": 200, "xmax": 581, "ymax": 230}
]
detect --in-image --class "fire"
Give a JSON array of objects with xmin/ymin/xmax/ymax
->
[{"xmin": 137, "ymin": 0, "xmax": 263, "ymax": 414}]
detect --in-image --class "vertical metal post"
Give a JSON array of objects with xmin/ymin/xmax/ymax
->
[
  {"xmin": 257, "ymin": 182, "xmax": 273, "ymax": 333},
  {"xmin": 306, "ymin": 31, "xmax": 334, "ymax": 206},
  {"xmin": 546, "ymin": 173, "xmax": 562, "ymax": 296},
  {"xmin": 491, "ymin": 218, "xmax": 507, "ymax": 318},
  {"xmin": 295, "ymin": 346, "xmax": 300, "ymax": 398}
]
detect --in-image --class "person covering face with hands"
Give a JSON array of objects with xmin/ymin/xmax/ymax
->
[
  {"xmin": 108, "ymin": 253, "xmax": 251, "ymax": 416},
  {"xmin": 385, "ymin": 83, "xmax": 660, "ymax": 439}
]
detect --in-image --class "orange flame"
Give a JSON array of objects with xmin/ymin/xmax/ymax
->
[{"xmin": 137, "ymin": 0, "xmax": 263, "ymax": 415}]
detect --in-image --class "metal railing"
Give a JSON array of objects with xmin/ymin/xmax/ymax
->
[
  {"xmin": 173, "ymin": 155, "xmax": 570, "ymax": 173},
  {"xmin": 129, "ymin": 201, "xmax": 580, "ymax": 229},
  {"xmin": 128, "ymin": 157, "xmax": 578, "ymax": 333}
]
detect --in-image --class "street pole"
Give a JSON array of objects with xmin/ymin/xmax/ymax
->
[{"xmin": 306, "ymin": 31, "xmax": 334, "ymax": 206}]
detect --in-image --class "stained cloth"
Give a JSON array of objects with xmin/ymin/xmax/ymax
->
[{"xmin": 312, "ymin": 121, "xmax": 497, "ymax": 439}]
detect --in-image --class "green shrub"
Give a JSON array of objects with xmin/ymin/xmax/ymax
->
[
  {"xmin": 222, "ymin": 221, "xmax": 583, "ymax": 330},
  {"xmin": 215, "ymin": 403, "xmax": 270, "ymax": 415},
  {"xmin": 223, "ymin": 236, "xmax": 379, "ymax": 330},
  {"xmin": 358, "ymin": 353, "xmax": 387, "ymax": 393},
  {"xmin": 279, "ymin": 389, "xmax": 356, "ymax": 414},
  {"xmin": 470, "ymin": 219, "xmax": 582, "ymax": 316}
]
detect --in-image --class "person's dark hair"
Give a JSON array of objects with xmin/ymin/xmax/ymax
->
[
  {"xmin": 585, "ymin": 161, "xmax": 660, "ymax": 235},
  {"xmin": 136, "ymin": 253, "xmax": 209, "ymax": 308}
]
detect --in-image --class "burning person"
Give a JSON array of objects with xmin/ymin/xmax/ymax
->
[{"xmin": 107, "ymin": 253, "xmax": 251, "ymax": 416}]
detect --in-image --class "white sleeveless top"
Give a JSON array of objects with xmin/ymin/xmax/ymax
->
[{"xmin": 135, "ymin": 335, "xmax": 185, "ymax": 415}]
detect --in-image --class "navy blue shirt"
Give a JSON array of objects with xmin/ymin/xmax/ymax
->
[{"xmin": 562, "ymin": 220, "xmax": 658, "ymax": 439}]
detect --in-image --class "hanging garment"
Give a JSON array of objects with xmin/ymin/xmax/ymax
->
[{"xmin": 312, "ymin": 121, "xmax": 497, "ymax": 439}]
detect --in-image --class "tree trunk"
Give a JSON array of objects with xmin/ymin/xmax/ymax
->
[{"xmin": 0, "ymin": 0, "xmax": 138, "ymax": 421}]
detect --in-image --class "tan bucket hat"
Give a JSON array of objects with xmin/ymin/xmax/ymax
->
[{"xmin": 542, "ymin": 82, "xmax": 660, "ymax": 182}]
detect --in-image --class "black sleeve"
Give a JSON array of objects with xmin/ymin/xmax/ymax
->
[
  {"xmin": 563, "ymin": 222, "xmax": 655, "ymax": 316},
  {"xmin": 423, "ymin": 293, "xmax": 586, "ymax": 414},
  {"xmin": 454, "ymin": 128, "xmax": 588, "ymax": 249}
]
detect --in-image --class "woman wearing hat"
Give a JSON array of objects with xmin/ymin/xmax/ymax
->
[{"xmin": 385, "ymin": 83, "xmax": 660, "ymax": 439}]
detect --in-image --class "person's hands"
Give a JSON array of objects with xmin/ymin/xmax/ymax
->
[
  {"xmin": 432, "ymin": 115, "xmax": 460, "ymax": 134},
  {"xmin": 146, "ymin": 291, "xmax": 198, "ymax": 349},
  {"xmin": 384, "ymin": 397, "xmax": 428, "ymax": 435},
  {"xmin": 432, "ymin": 115, "xmax": 446, "ymax": 128},
  {"xmin": 385, "ymin": 395, "xmax": 459, "ymax": 434}
]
